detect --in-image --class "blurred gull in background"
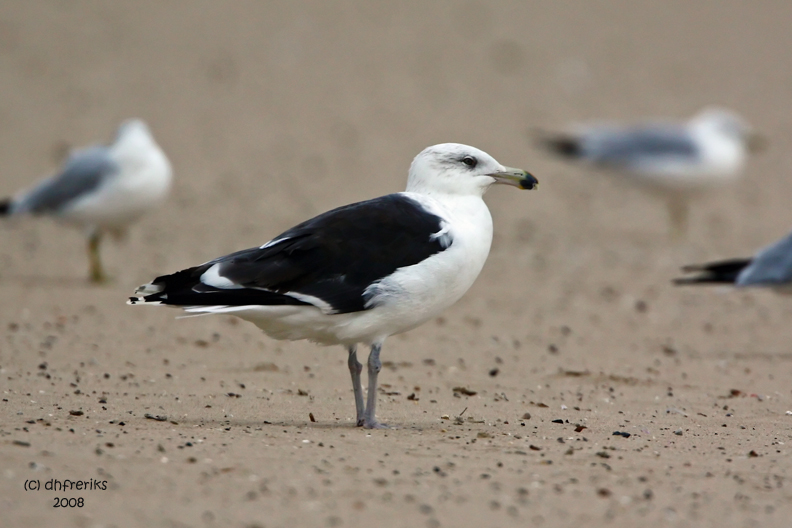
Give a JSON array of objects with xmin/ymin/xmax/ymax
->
[
  {"xmin": 0, "ymin": 120, "xmax": 172, "ymax": 282},
  {"xmin": 674, "ymin": 228, "xmax": 792, "ymax": 292},
  {"xmin": 537, "ymin": 107, "xmax": 763, "ymax": 238}
]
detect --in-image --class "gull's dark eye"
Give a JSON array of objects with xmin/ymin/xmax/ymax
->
[{"xmin": 462, "ymin": 156, "xmax": 478, "ymax": 168}]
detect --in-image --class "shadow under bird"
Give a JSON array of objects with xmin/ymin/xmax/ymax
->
[
  {"xmin": 129, "ymin": 143, "xmax": 538, "ymax": 429},
  {"xmin": 536, "ymin": 107, "xmax": 763, "ymax": 238},
  {"xmin": 674, "ymin": 228, "xmax": 792, "ymax": 292},
  {"xmin": 0, "ymin": 120, "xmax": 172, "ymax": 282}
]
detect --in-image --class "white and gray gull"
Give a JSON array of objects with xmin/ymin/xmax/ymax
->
[
  {"xmin": 0, "ymin": 119, "xmax": 172, "ymax": 282},
  {"xmin": 129, "ymin": 143, "xmax": 538, "ymax": 428},
  {"xmin": 537, "ymin": 107, "xmax": 762, "ymax": 238},
  {"xmin": 674, "ymin": 227, "xmax": 792, "ymax": 293}
]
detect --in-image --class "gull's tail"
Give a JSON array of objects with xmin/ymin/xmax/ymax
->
[
  {"xmin": 128, "ymin": 280, "xmax": 166, "ymax": 305},
  {"xmin": 0, "ymin": 197, "xmax": 12, "ymax": 216},
  {"xmin": 531, "ymin": 129, "xmax": 583, "ymax": 159},
  {"xmin": 672, "ymin": 258, "xmax": 751, "ymax": 285},
  {"xmin": 128, "ymin": 266, "xmax": 311, "ymax": 308}
]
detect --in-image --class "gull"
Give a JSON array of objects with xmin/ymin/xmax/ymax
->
[
  {"xmin": 674, "ymin": 228, "xmax": 792, "ymax": 292},
  {"xmin": 0, "ymin": 120, "xmax": 172, "ymax": 282},
  {"xmin": 537, "ymin": 107, "xmax": 761, "ymax": 237},
  {"xmin": 129, "ymin": 143, "xmax": 538, "ymax": 428}
]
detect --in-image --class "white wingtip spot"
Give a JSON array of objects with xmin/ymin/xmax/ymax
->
[{"xmin": 200, "ymin": 263, "xmax": 242, "ymax": 289}]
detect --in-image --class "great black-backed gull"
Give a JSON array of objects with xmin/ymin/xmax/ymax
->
[
  {"xmin": 0, "ymin": 120, "xmax": 172, "ymax": 282},
  {"xmin": 674, "ymin": 228, "xmax": 792, "ymax": 292},
  {"xmin": 536, "ymin": 107, "xmax": 762, "ymax": 237},
  {"xmin": 129, "ymin": 143, "xmax": 537, "ymax": 428}
]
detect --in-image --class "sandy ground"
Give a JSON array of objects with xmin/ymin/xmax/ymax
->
[{"xmin": 2, "ymin": 2, "xmax": 792, "ymax": 527}]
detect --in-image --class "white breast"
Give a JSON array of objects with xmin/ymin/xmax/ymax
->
[{"xmin": 337, "ymin": 192, "xmax": 494, "ymax": 342}]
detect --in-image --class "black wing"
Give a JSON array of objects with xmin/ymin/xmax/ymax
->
[
  {"xmin": 672, "ymin": 258, "xmax": 751, "ymax": 285},
  {"xmin": 135, "ymin": 194, "xmax": 450, "ymax": 314}
]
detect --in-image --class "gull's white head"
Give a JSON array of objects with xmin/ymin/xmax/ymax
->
[
  {"xmin": 111, "ymin": 118, "xmax": 167, "ymax": 164},
  {"xmin": 115, "ymin": 119, "xmax": 153, "ymax": 143},
  {"xmin": 406, "ymin": 143, "xmax": 537, "ymax": 197},
  {"xmin": 690, "ymin": 107, "xmax": 754, "ymax": 143},
  {"xmin": 690, "ymin": 107, "xmax": 766, "ymax": 155},
  {"xmin": 109, "ymin": 118, "xmax": 172, "ymax": 192}
]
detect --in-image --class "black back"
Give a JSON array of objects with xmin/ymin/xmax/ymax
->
[{"xmin": 138, "ymin": 194, "xmax": 451, "ymax": 314}]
